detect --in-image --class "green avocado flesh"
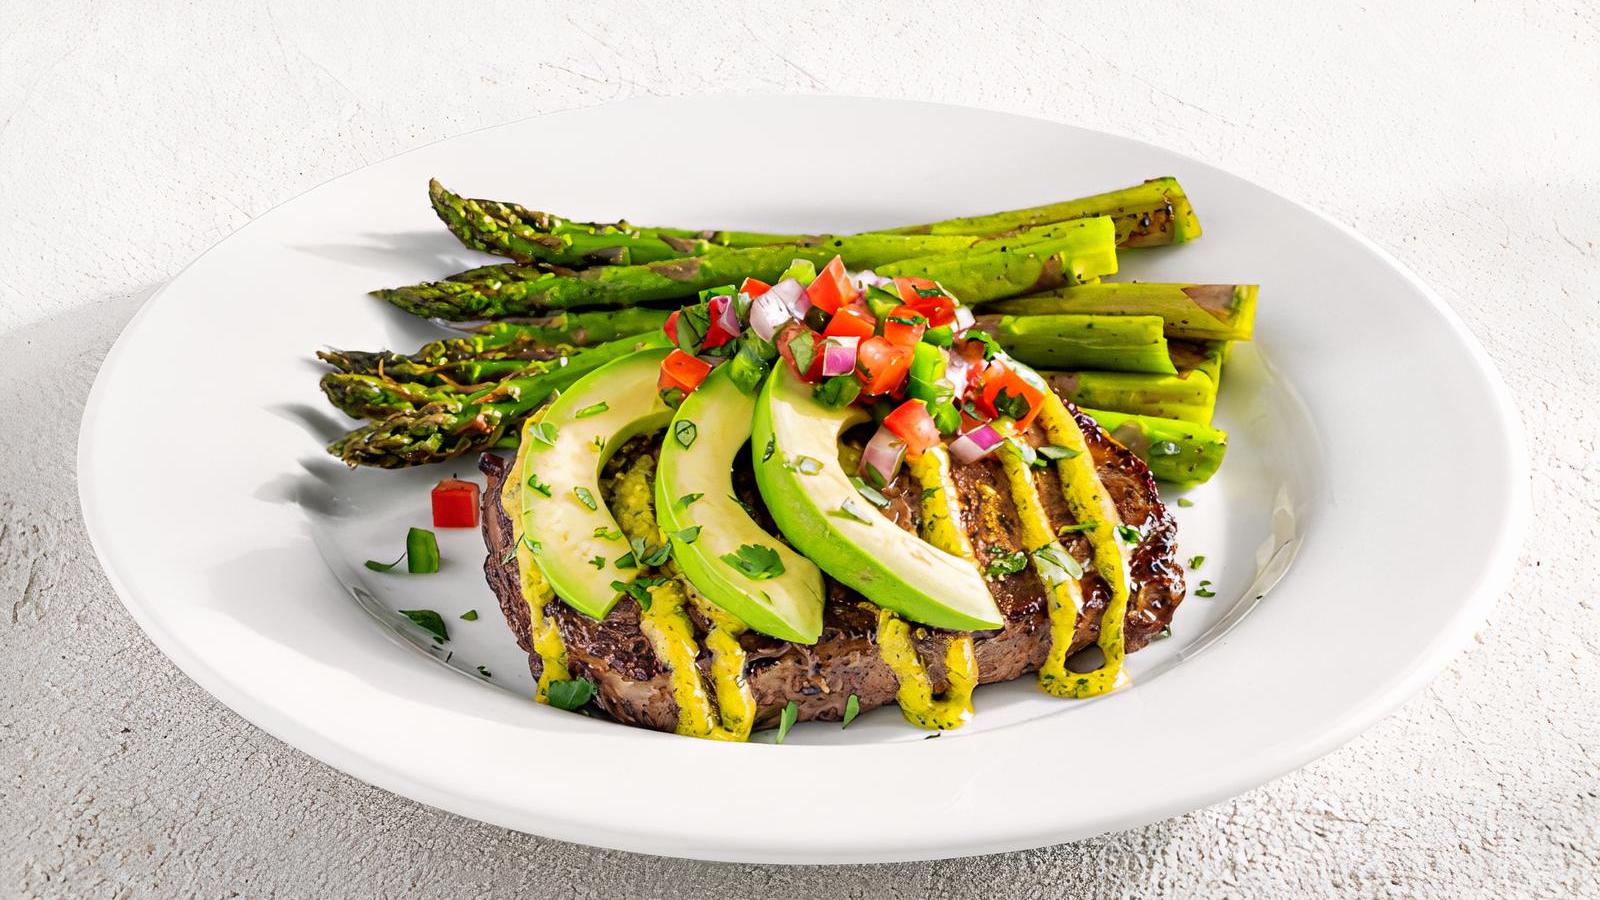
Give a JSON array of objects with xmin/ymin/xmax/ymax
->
[
  {"xmin": 752, "ymin": 367, "xmax": 1004, "ymax": 632},
  {"xmin": 519, "ymin": 347, "xmax": 672, "ymax": 619},
  {"xmin": 655, "ymin": 366, "xmax": 827, "ymax": 643}
]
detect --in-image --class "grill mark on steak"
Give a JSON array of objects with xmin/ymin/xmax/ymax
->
[{"xmin": 477, "ymin": 400, "xmax": 1185, "ymax": 734}]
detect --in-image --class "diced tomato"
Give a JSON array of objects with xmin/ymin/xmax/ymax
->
[
  {"xmin": 702, "ymin": 295, "xmax": 737, "ymax": 350},
  {"xmin": 431, "ymin": 479, "xmax": 480, "ymax": 528},
  {"xmin": 823, "ymin": 305, "xmax": 876, "ymax": 339},
  {"xmin": 803, "ymin": 256, "xmax": 858, "ymax": 315},
  {"xmin": 977, "ymin": 360, "xmax": 1046, "ymax": 432},
  {"xmin": 739, "ymin": 277, "xmax": 772, "ymax": 298},
  {"xmin": 855, "ymin": 336, "xmax": 913, "ymax": 396},
  {"xmin": 882, "ymin": 400, "xmax": 941, "ymax": 457},
  {"xmin": 663, "ymin": 309, "xmax": 681, "ymax": 344},
  {"xmin": 881, "ymin": 305, "xmax": 928, "ymax": 347},
  {"xmin": 775, "ymin": 321, "xmax": 822, "ymax": 380},
  {"xmin": 659, "ymin": 349, "xmax": 713, "ymax": 397},
  {"xmin": 893, "ymin": 276, "xmax": 938, "ymax": 303}
]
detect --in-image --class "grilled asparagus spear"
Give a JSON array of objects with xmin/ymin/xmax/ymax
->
[
  {"xmin": 985, "ymin": 283, "xmax": 1256, "ymax": 341},
  {"xmin": 375, "ymin": 219, "xmax": 1118, "ymax": 320},
  {"xmin": 430, "ymin": 176, "xmax": 1198, "ymax": 266}
]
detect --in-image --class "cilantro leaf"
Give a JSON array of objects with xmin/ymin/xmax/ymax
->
[
  {"xmin": 841, "ymin": 694, "xmax": 861, "ymax": 729},
  {"xmin": 774, "ymin": 700, "xmax": 799, "ymax": 744},
  {"xmin": 848, "ymin": 476, "xmax": 891, "ymax": 509},
  {"xmin": 399, "ymin": 609, "xmax": 448, "ymax": 643},
  {"xmin": 983, "ymin": 546, "xmax": 1028, "ymax": 579},
  {"xmin": 719, "ymin": 543, "xmax": 785, "ymax": 580},
  {"xmin": 546, "ymin": 678, "xmax": 596, "ymax": 711}
]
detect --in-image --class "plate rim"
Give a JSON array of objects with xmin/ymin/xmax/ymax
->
[{"xmin": 77, "ymin": 94, "xmax": 1529, "ymax": 863}]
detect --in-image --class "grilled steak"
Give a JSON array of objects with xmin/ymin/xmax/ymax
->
[{"xmin": 479, "ymin": 403, "xmax": 1183, "ymax": 732}]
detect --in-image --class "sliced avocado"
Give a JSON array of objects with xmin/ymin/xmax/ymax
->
[
  {"xmin": 518, "ymin": 347, "xmax": 672, "ymax": 619},
  {"xmin": 752, "ymin": 367, "xmax": 1003, "ymax": 632},
  {"xmin": 656, "ymin": 366, "xmax": 826, "ymax": 643}
]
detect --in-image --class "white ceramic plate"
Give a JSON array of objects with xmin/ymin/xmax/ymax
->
[{"xmin": 79, "ymin": 96, "xmax": 1525, "ymax": 864}]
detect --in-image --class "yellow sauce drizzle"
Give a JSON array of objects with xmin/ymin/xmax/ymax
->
[
  {"xmin": 1033, "ymin": 395, "xmax": 1132, "ymax": 697},
  {"xmin": 873, "ymin": 447, "xmax": 979, "ymax": 731},
  {"xmin": 996, "ymin": 441, "xmax": 1088, "ymax": 698},
  {"xmin": 503, "ymin": 414, "xmax": 570, "ymax": 703},
  {"xmin": 611, "ymin": 454, "xmax": 753, "ymax": 741}
]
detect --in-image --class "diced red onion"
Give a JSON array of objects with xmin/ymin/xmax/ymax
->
[
  {"xmin": 853, "ymin": 269, "xmax": 891, "ymax": 289},
  {"xmin": 710, "ymin": 294, "xmax": 742, "ymax": 338},
  {"xmin": 819, "ymin": 335, "xmax": 860, "ymax": 377},
  {"xmin": 952, "ymin": 305, "xmax": 976, "ymax": 336},
  {"xmin": 860, "ymin": 426, "xmax": 907, "ymax": 485},
  {"xmin": 748, "ymin": 291, "xmax": 794, "ymax": 342},
  {"xmin": 766, "ymin": 278, "xmax": 806, "ymax": 313},
  {"xmin": 949, "ymin": 423, "xmax": 1005, "ymax": 465}
]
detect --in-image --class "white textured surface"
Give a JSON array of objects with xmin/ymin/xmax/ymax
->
[{"xmin": 1, "ymin": 0, "xmax": 1596, "ymax": 896}]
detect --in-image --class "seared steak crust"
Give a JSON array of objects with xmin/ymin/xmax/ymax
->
[{"xmin": 479, "ymin": 403, "xmax": 1184, "ymax": 732}]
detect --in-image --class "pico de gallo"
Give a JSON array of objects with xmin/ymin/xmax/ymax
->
[{"xmin": 654, "ymin": 254, "xmax": 1049, "ymax": 489}]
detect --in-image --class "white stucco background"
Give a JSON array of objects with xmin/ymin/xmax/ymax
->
[{"xmin": 2, "ymin": 1, "xmax": 1597, "ymax": 896}]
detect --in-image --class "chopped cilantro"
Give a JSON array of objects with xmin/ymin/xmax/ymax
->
[
  {"xmin": 1057, "ymin": 522, "xmax": 1097, "ymax": 535},
  {"xmin": 546, "ymin": 678, "xmax": 596, "ymax": 711},
  {"xmin": 983, "ymin": 547, "xmax": 1028, "ymax": 579},
  {"xmin": 527, "ymin": 421, "xmax": 559, "ymax": 446},
  {"xmin": 992, "ymin": 386, "xmax": 1032, "ymax": 421},
  {"xmin": 1188, "ymin": 554, "xmax": 1206, "ymax": 570},
  {"xmin": 593, "ymin": 526, "xmax": 623, "ymax": 541},
  {"xmin": 525, "ymin": 472, "xmax": 552, "ymax": 497},
  {"xmin": 612, "ymin": 577, "xmax": 667, "ymax": 608},
  {"xmin": 1176, "ymin": 497, "xmax": 1195, "ymax": 508},
  {"xmin": 574, "ymin": 401, "xmax": 609, "ymax": 418},
  {"xmin": 1195, "ymin": 579, "xmax": 1216, "ymax": 598},
  {"xmin": 920, "ymin": 485, "xmax": 942, "ymax": 501},
  {"xmin": 720, "ymin": 543, "xmax": 785, "ymax": 580},
  {"xmin": 399, "ymin": 609, "xmax": 448, "ymax": 643},
  {"xmin": 784, "ymin": 329, "xmax": 817, "ymax": 375},
  {"xmin": 364, "ymin": 554, "xmax": 404, "ymax": 573},
  {"xmin": 1117, "ymin": 524, "xmax": 1142, "ymax": 543},
  {"xmin": 588, "ymin": 555, "xmax": 605, "ymax": 569},
  {"xmin": 813, "ymin": 374, "xmax": 861, "ymax": 408},
  {"xmin": 573, "ymin": 486, "xmax": 598, "ymax": 510},
  {"xmin": 671, "ymin": 526, "xmax": 702, "ymax": 544},
  {"xmin": 841, "ymin": 694, "xmax": 861, "ymax": 729},
  {"xmin": 477, "ymin": 665, "xmax": 492, "ymax": 678},
  {"xmin": 677, "ymin": 492, "xmax": 704, "ymax": 508},
  {"xmin": 634, "ymin": 535, "xmax": 671, "ymax": 567},
  {"xmin": 774, "ymin": 700, "xmax": 799, "ymax": 744},
  {"xmin": 849, "ymin": 476, "xmax": 892, "ymax": 508},
  {"xmin": 1036, "ymin": 444, "xmax": 1080, "ymax": 461},
  {"xmin": 459, "ymin": 609, "xmax": 479, "ymax": 621},
  {"xmin": 762, "ymin": 437, "xmax": 776, "ymax": 462}
]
